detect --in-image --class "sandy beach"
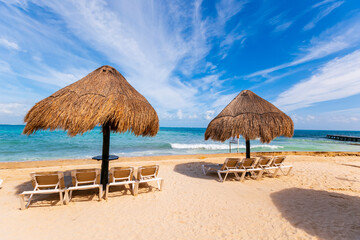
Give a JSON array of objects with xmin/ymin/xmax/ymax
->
[{"xmin": 1, "ymin": 153, "xmax": 360, "ymax": 240}]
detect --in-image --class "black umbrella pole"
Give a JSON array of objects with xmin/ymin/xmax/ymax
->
[
  {"xmin": 246, "ymin": 140, "xmax": 250, "ymax": 158},
  {"xmin": 101, "ymin": 123, "xmax": 110, "ymax": 189}
]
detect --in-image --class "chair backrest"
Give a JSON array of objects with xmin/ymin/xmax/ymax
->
[
  {"xmin": 109, "ymin": 167, "xmax": 134, "ymax": 182},
  {"xmin": 71, "ymin": 169, "xmax": 100, "ymax": 186},
  {"xmin": 272, "ymin": 156, "xmax": 286, "ymax": 166},
  {"xmin": 255, "ymin": 157, "xmax": 272, "ymax": 168},
  {"xmin": 31, "ymin": 171, "xmax": 65, "ymax": 190},
  {"xmin": 239, "ymin": 158, "xmax": 256, "ymax": 169},
  {"xmin": 137, "ymin": 165, "xmax": 159, "ymax": 180},
  {"xmin": 221, "ymin": 158, "xmax": 240, "ymax": 170}
]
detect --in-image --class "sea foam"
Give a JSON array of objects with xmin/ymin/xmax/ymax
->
[{"xmin": 170, "ymin": 143, "xmax": 284, "ymax": 150}]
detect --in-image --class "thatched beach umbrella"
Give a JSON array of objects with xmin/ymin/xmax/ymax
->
[
  {"xmin": 205, "ymin": 90, "xmax": 293, "ymax": 158},
  {"xmin": 23, "ymin": 65, "xmax": 159, "ymax": 188}
]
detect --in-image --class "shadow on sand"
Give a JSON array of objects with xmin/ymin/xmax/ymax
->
[
  {"xmin": 173, "ymin": 162, "xmax": 240, "ymax": 182},
  {"xmin": 341, "ymin": 163, "xmax": 360, "ymax": 169},
  {"xmin": 271, "ymin": 188, "xmax": 360, "ymax": 240}
]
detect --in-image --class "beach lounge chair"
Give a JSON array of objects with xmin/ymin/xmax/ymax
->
[
  {"xmin": 271, "ymin": 156, "xmax": 293, "ymax": 177},
  {"xmin": 105, "ymin": 167, "xmax": 136, "ymax": 200},
  {"xmin": 65, "ymin": 168, "xmax": 103, "ymax": 203},
  {"xmin": 19, "ymin": 171, "xmax": 66, "ymax": 210},
  {"xmin": 135, "ymin": 165, "xmax": 163, "ymax": 195},
  {"xmin": 254, "ymin": 156, "xmax": 273, "ymax": 177},
  {"xmin": 237, "ymin": 158, "xmax": 264, "ymax": 181},
  {"xmin": 202, "ymin": 158, "xmax": 242, "ymax": 182},
  {"xmin": 0, "ymin": 179, "xmax": 3, "ymax": 188}
]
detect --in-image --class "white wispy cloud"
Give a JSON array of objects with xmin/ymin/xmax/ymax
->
[
  {"xmin": 273, "ymin": 49, "xmax": 360, "ymax": 111},
  {"xmin": 274, "ymin": 21, "xmax": 293, "ymax": 32},
  {"xmin": 268, "ymin": 12, "xmax": 293, "ymax": 32},
  {"xmin": 0, "ymin": 59, "xmax": 12, "ymax": 73},
  {"xmin": 0, "ymin": 37, "xmax": 20, "ymax": 50},
  {"xmin": 22, "ymin": 0, "xmax": 245, "ymax": 118},
  {"xmin": 0, "ymin": 103, "xmax": 29, "ymax": 116},
  {"xmin": 247, "ymin": 15, "xmax": 360, "ymax": 78},
  {"xmin": 304, "ymin": 1, "xmax": 344, "ymax": 31},
  {"xmin": 205, "ymin": 110, "xmax": 215, "ymax": 120},
  {"xmin": 176, "ymin": 109, "xmax": 183, "ymax": 120},
  {"xmin": 311, "ymin": 0, "xmax": 337, "ymax": 8},
  {"xmin": 211, "ymin": 93, "xmax": 237, "ymax": 108}
]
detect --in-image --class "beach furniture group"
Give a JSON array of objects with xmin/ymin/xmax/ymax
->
[
  {"xmin": 18, "ymin": 156, "xmax": 291, "ymax": 209},
  {"xmin": 19, "ymin": 165, "xmax": 163, "ymax": 210},
  {"xmin": 202, "ymin": 156, "xmax": 292, "ymax": 182}
]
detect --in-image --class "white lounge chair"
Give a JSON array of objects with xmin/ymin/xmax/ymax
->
[
  {"xmin": 19, "ymin": 171, "xmax": 66, "ymax": 210},
  {"xmin": 202, "ymin": 158, "xmax": 242, "ymax": 182},
  {"xmin": 237, "ymin": 158, "xmax": 264, "ymax": 181},
  {"xmin": 254, "ymin": 156, "xmax": 273, "ymax": 177},
  {"xmin": 0, "ymin": 179, "xmax": 3, "ymax": 188},
  {"xmin": 271, "ymin": 156, "xmax": 293, "ymax": 177},
  {"xmin": 135, "ymin": 165, "xmax": 163, "ymax": 195},
  {"xmin": 65, "ymin": 168, "xmax": 103, "ymax": 203},
  {"xmin": 105, "ymin": 167, "xmax": 136, "ymax": 200}
]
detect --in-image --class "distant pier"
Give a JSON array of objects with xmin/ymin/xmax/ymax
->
[{"xmin": 327, "ymin": 134, "xmax": 360, "ymax": 142}]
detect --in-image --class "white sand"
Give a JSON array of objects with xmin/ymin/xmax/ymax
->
[{"xmin": 1, "ymin": 154, "xmax": 360, "ymax": 240}]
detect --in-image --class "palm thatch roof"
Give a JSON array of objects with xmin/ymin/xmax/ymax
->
[
  {"xmin": 205, "ymin": 90, "xmax": 293, "ymax": 143},
  {"xmin": 23, "ymin": 65, "xmax": 159, "ymax": 137}
]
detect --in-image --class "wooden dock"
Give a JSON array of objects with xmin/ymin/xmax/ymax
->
[{"xmin": 327, "ymin": 134, "xmax": 360, "ymax": 142}]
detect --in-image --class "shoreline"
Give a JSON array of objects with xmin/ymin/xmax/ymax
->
[{"xmin": 1, "ymin": 151, "xmax": 359, "ymax": 169}]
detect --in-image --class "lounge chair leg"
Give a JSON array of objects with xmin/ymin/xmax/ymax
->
[
  {"xmin": 217, "ymin": 171, "xmax": 224, "ymax": 182},
  {"xmin": 65, "ymin": 190, "xmax": 70, "ymax": 204},
  {"xmin": 130, "ymin": 183, "xmax": 135, "ymax": 196},
  {"xmin": 273, "ymin": 169, "xmax": 279, "ymax": 177},
  {"xmin": 26, "ymin": 193, "xmax": 33, "ymax": 209},
  {"xmin": 19, "ymin": 194, "xmax": 26, "ymax": 210},
  {"xmin": 105, "ymin": 185, "xmax": 109, "ymax": 200},
  {"xmin": 234, "ymin": 172, "xmax": 240, "ymax": 181},
  {"xmin": 240, "ymin": 172, "xmax": 246, "ymax": 182},
  {"xmin": 59, "ymin": 191, "xmax": 64, "ymax": 205},
  {"xmin": 69, "ymin": 190, "xmax": 73, "ymax": 201},
  {"xmin": 256, "ymin": 170, "xmax": 264, "ymax": 180},
  {"xmin": 224, "ymin": 172, "xmax": 229, "ymax": 181},
  {"xmin": 134, "ymin": 182, "xmax": 139, "ymax": 196},
  {"xmin": 99, "ymin": 186, "xmax": 103, "ymax": 201},
  {"xmin": 201, "ymin": 165, "xmax": 207, "ymax": 175}
]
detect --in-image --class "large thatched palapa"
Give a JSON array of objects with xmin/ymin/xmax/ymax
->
[
  {"xmin": 24, "ymin": 65, "xmax": 158, "ymax": 137},
  {"xmin": 24, "ymin": 65, "xmax": 159, "ymax": 187},
  {"xmin": 205, "ymin": 90, "xmax": 293, "ymax": 157}
]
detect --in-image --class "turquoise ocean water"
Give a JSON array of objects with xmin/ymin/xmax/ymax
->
[{"xmin": 0, "ymin": 125, "xmax": 359, "ymax": 162}]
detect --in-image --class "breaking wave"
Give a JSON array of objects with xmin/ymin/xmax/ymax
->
[{"xmin": 170, "ymin": 143, "xmax": 284, "ymax": 150}]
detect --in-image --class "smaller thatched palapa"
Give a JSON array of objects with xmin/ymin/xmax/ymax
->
[
  {"xmin": 205, "ymin": 90, "xmax": 293, "ymax": 144},
  {"xmin": 23, "ymin": 65, "xmax": 159, "ymax": 137}
]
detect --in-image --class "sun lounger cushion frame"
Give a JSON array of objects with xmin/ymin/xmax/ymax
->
[
  {"xmin": 135, "ymin": 165, "xmax": 163, "ymax": 195},
  {"xmin": 105, "ymin": 167, "xmax": 136, "ymax": 199},
  {"xmin": 19, "ymin": 171, "xmax": 66, "ymax": 210},
  {"xmin": 65, "ymin": 168, "xmax": 103, "ymax": 204}
]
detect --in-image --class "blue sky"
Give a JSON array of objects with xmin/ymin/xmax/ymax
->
[{"xmin": 0, "ymin": 0, "xmax": 360, "ymax": 130}]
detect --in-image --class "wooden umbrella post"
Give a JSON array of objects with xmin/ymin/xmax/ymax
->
[
  {"xmin": 101, "ymin": 123, "xmax": 110, "ymax": 189},
  {"xmin": 245, "ymin": 140, "xmax": 250, "ymax": 158}
]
